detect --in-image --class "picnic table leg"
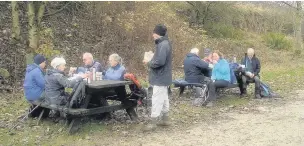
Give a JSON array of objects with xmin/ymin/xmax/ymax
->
[
  {"xmin": 68, "ymin": 117, "xmax": 81, "ymax": 134},
  {"xmin": 179, "ymin": 86, "xmax": 185, "ymax": 97},
  {"xmin": 81, "ymin": 94, "xmax": 92, "ymax": 108}
]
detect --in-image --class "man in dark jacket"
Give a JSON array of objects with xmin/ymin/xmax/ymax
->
[
  {"xmin": 69, "ymin": 52, "xmax": 105, "ymax": 74},
  {"xmin": 237, "ymin": 48, "xmax": 261, "ymax": 98},
  {"xmin": 143, "ymin": 24, "xmax": 172, "ymax": 131},
  {"xmin": 184, "ymin": 48, "xmax": 213, "ymax": 83}
]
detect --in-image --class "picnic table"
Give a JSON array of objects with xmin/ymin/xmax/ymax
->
[{"xmin": 33, "ymin": 80, "xmax": 143, "ymax": 134}]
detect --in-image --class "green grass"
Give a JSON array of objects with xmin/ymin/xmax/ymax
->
[{"xmin": 2, "ymin": 57, "xmax": 304, "ymax": 145}]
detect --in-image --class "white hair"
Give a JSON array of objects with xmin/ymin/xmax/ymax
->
[
  {"xmin": 109, "ymin": 53, "xmax": 122, "ymax": 65},
  {"xmin": 190, "ymin": 48, "xmax": 199, "ymax": 55},
  {"xmin": 83, "ymin": 52, "xmax": 94, "ymax": 60},
  {"xmin": 247, "ymin": 48, "xmax": 255, "ymax": 55},
  {"xmin": 51, "ymin": 57, "xmax": 66, "ymax": 69}
]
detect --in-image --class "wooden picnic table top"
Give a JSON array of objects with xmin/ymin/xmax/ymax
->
[{"xmin": 86, "ymin": 80, "xmax": 133, "ymax": 89}]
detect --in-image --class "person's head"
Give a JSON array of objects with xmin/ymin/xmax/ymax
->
[
  {"xmin": 83, "ymin": 52, "xmax": 94, "ymax": 66},
  {"xmin": 190, "ymin": 48, "xmax": 200, "ymax": 56},
  {"xmin": 108, "ymin": 53, "xmax": 122, "ymax": 67},
  {"xmin": 51, "ymin": 57, "xmax": 66, "ymax": 72},
  {"xmin": 212, "ymin": 50, "xmax": 224, "ymax": 62},
  {"xmin": 34, "ymin": 54, "xmax": 47, "ymax": 69},
  {"xmin": 204, "ymin": 48, "xmax": 211, "ymax": 57},
  {"xmin": 153, "ymin": 24, "xmax": 167, "ymax": 40},
  {"xmin": 247, "ymin": 48, "xmax": 255, "ymax": 59}
]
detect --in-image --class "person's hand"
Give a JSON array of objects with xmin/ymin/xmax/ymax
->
[
  {"xmin": 208, "ymin": 63, "xmax": 214, "ymax": 69},
  {"xmin": 81, "ymin": 73, "xmax": 90, "ymax": 79},
  {"xmin": 250, "ymin": 73, "xmax": 255, "ymax": 78},
  {"xmin": 212, "ymin": 60, "xmax": 218, "ymax": 64},
  {"xmin": 69, "ymin": 67, "xmax": 76, "ymax": 74},
  {"xmin": 143, "ymin": 60, "xmax": 148, "ymax": 65}
]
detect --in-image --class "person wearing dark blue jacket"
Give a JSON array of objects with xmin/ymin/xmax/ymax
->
[
  {"xmin": 238, "ymin": 48, "xmax": 261, "ymax": 98},
  {"xmin": 207, "ymin": 51, "xmax": 231, "ymax": 107},
  {"xmin": 183, "ymin": 48, "xmax": 212, "ymax": 83},
  {"xmin": 23, "ymin": 54, "xmax": 47, "ymax": 102}
]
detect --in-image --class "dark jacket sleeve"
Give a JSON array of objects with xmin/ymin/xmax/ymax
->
[
  {"xmin": 254, "ymin": 58, "xmax": 261, "ymax": 75},
  {"xmin": 194, "ymin": 59, "xmax": 209, "ymax": 70},
  {"xmin": 56, "ymin": 74, "xmax": 82, "ymax": 88},
  {"xmin": 149, "ymin": 43, "xmax": 168, "ymax": 69}
]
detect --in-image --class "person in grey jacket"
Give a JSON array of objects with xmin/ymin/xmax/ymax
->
[
  {"xmin": 143, "ymin": 24, "xmax": 172, "ymax": 131},
  {"xmin": 45, "ymin": 57, "xmax": 89, "ymax": 106}
]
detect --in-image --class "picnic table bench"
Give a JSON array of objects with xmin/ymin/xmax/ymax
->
[{"xmin": 33, "ymin": 80, "xmax": 144, "ymax": 134}]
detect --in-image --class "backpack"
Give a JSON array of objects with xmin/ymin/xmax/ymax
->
[
  {"xmin": 260, "ymin": 82, "xmax": 280, "ymax": 98},
  {"xmin": 193, "ymin": 84, "xmax": 209, "ymax": 106},
  {"xmin": 229, "ymin": 63, "xmax": 238, "ymax": 84}
]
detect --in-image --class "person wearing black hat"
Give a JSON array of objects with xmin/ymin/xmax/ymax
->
[
  {"xmin": 143, "ymin": 24, "xmax": 172, "ymax": 131},
  {"xmin": 23, "ymin": 54, "xmax": 47, "ymax": 102}
]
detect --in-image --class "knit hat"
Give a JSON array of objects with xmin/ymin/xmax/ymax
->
[
  {"xmin": 34, "ymin": 54, "xmax": 46, "ymax": 65},
  {"xmin": 204, "ymin": 48, "xmax": 211, "ymax": 56},
  {"xmin": 153, "ymin": 24, "xmax": 167, "ymax": 36}
]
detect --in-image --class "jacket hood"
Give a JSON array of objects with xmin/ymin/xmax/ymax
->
[
  {"xmin": 46, "ymin": 69, "xmax": 64, "ymax": 76},
  {"xmin": 186, "ymin": 53, "xmax": 199, "ymax": 58},
  {"xmin": 26, "ymin": 64, "xmax": 40, "ymax": 73}
]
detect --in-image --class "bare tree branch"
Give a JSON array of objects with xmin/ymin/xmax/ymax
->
[
  {"xmin": 280, "ymin": 1, "xmax": 297, "ymax": 9},
  {"xmin": 43, "ymin": 2, "xmax": 71, "ymax": 18}
]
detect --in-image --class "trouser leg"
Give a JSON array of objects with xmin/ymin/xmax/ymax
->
[{"xmin": 151, "ymin": 86, "xmax": 168, "ymax": 118}]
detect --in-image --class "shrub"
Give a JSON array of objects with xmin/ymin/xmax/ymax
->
[
  {"xmin": 205, "ymin": 23, "xmax": 244, "ymax": 40},
  {"xmin": 263, "ymin": 32, "xmax": 292, "ymax": 50}
]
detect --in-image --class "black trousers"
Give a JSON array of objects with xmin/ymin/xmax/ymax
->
[{"xmin": 208, "ymin": 80, "xmax": 229, "ymax": 101}]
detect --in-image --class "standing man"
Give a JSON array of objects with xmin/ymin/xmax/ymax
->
[{"xmin": 143, "ymin": 24, "xmax": 172, "ymax": 131}]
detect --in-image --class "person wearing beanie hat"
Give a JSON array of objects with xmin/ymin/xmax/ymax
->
[
  {"xmin": 23, "ymin": 54, "xmax": 47, "ymax": 102},
  {"xmin": 143, "ymin": 24, "xmax": 172, "ymax": 131}
]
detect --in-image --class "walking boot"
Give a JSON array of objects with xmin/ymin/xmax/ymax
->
[
  {"xmin": 157, "ymin": 113, "xmax": 170, "ymax": 127},
  {"xmin": 255, "ymin": 88, "xmax": 262, "ymax": 99},
  {"xmin": 143, "ymin": 117, "xmax": 157, "ymax": 132}
]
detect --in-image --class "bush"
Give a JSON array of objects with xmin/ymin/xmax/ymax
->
[
  {"xmin": 263, "ymin": 32, "xmax": 292, "ymax": 50},
  {"xmin": 205, "ymin": 24, "xmax": 244, "ymax": 40}
]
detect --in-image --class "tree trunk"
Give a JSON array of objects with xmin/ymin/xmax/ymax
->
[
  {"xmin": 28, "ymin": 1, "xmax": 38, "ymax": 52},
  {"xmin": 11, "ymin": 1, "xmax": 20, "ymax": 41},
  {"xmin": 295, "ymin": 1, "xmax": 303, "ymax": 51}
]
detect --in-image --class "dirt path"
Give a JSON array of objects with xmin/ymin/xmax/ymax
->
[{"xmin": 94, "ymin": 91, "xmax": 304, "ymax": 146}]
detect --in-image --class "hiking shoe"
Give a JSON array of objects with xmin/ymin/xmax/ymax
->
[
  {"xmin": 157, "ymin": 113, "xmax": 170, "ymax": 127},
  {"xmin": 143, "ymin": 117, "xmax": 157, "ymax": 132}
]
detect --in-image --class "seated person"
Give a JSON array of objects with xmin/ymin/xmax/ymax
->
[
  {"xmin": 103, "ymin": 54, "xmax": 130, "ymax": 105},
  {"xmin": 45, "ymin": 57, "xmax": 88, "ymax": 106},
  {"xmin": 203, "ymin": 48, "xmax": 213, "ymax": 64},
  {"xmin": 207, "ymin": 50, "xmax": 231, "ymax": 107},
  {"xmin": 104, "ymin": 53, "xmax": 126, "ymax": 81},
  {"xmin": 70, "ymin": 52, "xmax": 105, "ymax": 74},
  {"xmin": 24, "ymin": 54, "xmax": 49, "ymax": 117},
  {"xmin": 183, "ymin": 48, "xmax": 213, "ymax": 83},
  {"xmin": 237, "ymin": 48, "xmax": 261, "ymax": 98},
  {"xmin": 24, "ymin": 54, "xmax": 47, "ymax": 102}
]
